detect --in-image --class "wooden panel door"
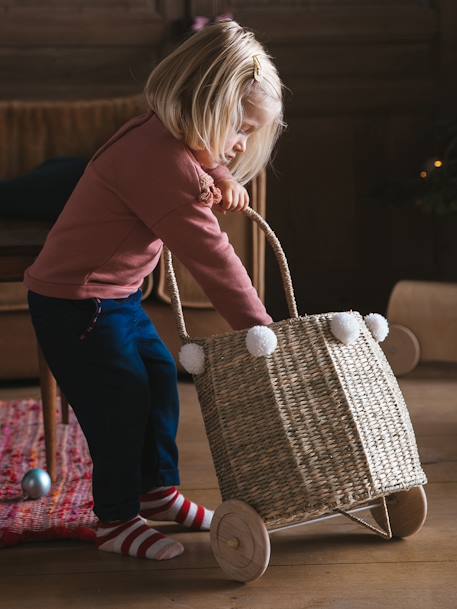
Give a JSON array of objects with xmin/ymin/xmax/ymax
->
[
  {"xmin": 0, "ymin": 0, "xmax": 187, "ymax": 99},
  {"xmin": 228, "ymin": 1, "xmax": 456, "ymax": 319}
]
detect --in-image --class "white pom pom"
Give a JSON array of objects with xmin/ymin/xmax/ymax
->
[
  {"xmin": 245, "ymin": 326, "xmax": 278, "ymax": 357},
  {"xmin": 330, "ymin": 312, "xmax": 360, "ymax": 345},
  {"xmin": 178, "ymin": 343, "xmax": 205, "ymax": 374},
  {"xmin": 364, "ymin": 313, "xmax": 389, "ymax": 342}
]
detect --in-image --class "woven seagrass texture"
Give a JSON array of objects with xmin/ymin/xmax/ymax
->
[
  {"xmin": 163, "ymin": 207, "xmax": 427, "ymax": 530},
  {"xmin": 326, "ymin": 317, "xmax": 427, "ymax": 497},
  {"xmin": 191, "ymin": 313, "xmax": 426, "ymax": 529}
]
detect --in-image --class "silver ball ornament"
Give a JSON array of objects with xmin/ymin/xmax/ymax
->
[{"xmin": 21, "ymin": 468, "xmax": 52, "ymax": 499}]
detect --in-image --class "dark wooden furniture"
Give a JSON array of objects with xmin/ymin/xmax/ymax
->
[{"xmin": 0, "ymin": 219, "xmax": 64, "ymax": 480}]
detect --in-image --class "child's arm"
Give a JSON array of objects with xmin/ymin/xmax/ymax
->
[
  {"xmin": 151, "ymin": 198, "xmax": 273, "ymax": 331},
  {"xmin": 201, "ymin": 165, "xmax": 249, "ymax": 215},
  {"xmin": 90, "ymin": 139, "xmax": 272, "ymax": 330},
  {"xmin": 202, "ymin": 164, "xmax": 233, "ymax": 183}
]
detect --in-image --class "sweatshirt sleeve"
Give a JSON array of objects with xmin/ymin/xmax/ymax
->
[
  {"xmin": 202, "ymin": 164, "xmax": 235, "ymax": 184},
  {"xmin": 91, "ymin": 129, "xmax": 272, "ymax": 330},
  {"xmin": 151, "ymin": 199, "xmax": 273, "ymax": 331}
]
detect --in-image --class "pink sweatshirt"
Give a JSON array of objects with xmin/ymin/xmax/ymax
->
[{"xmin": 23, "ymin": 110, "xmax": 273, "ymax": 331}]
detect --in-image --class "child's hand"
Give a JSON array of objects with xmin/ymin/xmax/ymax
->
[{"xmin": 215, "ymin": 179, "xmax": 250, "ymax": 215}]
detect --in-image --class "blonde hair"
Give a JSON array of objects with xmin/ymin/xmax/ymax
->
[{"xmin": 143, "ymin": 20, "xmax": 287, "ymax": 185}]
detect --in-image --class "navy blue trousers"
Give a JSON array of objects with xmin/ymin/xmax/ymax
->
[{"xmin": 27, "ymin": 288, "xmax": 181, "ymax": 522}]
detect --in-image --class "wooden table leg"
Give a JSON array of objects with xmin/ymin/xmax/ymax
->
[
  {"xmin": 60, "ymin": 389, "xmax": 69, "ymax": 424},
  {"xmin": 37, "ymin": 342, "xmax": 57, "ymax": 481}
]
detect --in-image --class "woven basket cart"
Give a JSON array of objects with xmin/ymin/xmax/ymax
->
[{"xmin": 163, "ymin": 207, "xmax": 428, "ymax": 583}]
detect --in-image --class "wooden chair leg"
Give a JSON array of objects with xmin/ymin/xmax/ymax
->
[
  {"xmin": 37, "ymin": 342, "xmax": 57, "ymax": 481},
  {"xmin": 60, "ymin": 389, "xmax": 70, "ymax": 424}
]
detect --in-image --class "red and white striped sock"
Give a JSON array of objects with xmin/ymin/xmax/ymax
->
[
  {"xmin": 95, "ymin": 515, "xmax": 184, "ymax": 560},
  {"xmin": 140, "ymin": 486, "xmax": 213, "ymax": 531}
]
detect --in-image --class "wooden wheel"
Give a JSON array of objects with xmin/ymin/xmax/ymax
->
[
  {"xmin": 381, "ymin": 324, "xmax": 420, "ymax": 376},
  {"xmin": 370, "ymin": 486, "xmax": 427, "ymax": 538},
  {"xmin": 210, "ymin": 499, "xmax": 270, "ymax": 583}
]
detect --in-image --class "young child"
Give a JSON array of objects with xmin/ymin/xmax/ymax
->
[{"xmin": 24, "ymin": 20, "xmax": 286, "ymax": 561}]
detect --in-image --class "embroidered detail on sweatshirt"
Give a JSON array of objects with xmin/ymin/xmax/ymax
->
[{"xmin": 198, "ymin": 174, "xmax": 222, "ymax": 208}]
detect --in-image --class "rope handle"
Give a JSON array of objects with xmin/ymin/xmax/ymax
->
[{"xmin": 163, "ymin": 206, "xmax": 299, "ymax": 343}]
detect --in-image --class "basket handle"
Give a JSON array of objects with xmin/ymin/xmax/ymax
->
[{"xmin": 163, "ymin": 205, "xmax": 299, "ymax": 343}]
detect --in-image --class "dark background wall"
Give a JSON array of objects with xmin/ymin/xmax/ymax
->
[
  {"xmin": 1, "ymin": 0, "xmax": 456, "ymax": 320},
  {"xmin": 230, "ymin": 0, "xmax": 457, "ymax": 320}
]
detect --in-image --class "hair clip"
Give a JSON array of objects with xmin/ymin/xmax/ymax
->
[{"xmin": 253, "ymin": 55, "xmax": 262, "ymax": 82}]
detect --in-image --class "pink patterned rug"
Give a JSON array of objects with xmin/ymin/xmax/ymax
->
[{"xmin": 0, "ymin": 398, "xmax": 97, "ymax": 548}]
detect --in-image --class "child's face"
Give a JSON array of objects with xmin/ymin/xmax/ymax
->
[
  {"xmin": 223, "ymin": 96, "xmax": 278, "ymax": 164},
  {"xmin": 191, "ymin": 94, "xmax": 279, "ymax": 169}
]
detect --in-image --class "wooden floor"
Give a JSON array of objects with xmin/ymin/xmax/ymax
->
[{"xmin": 0, "ymin": 363, "xmax": 456, "ymax": 609}]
